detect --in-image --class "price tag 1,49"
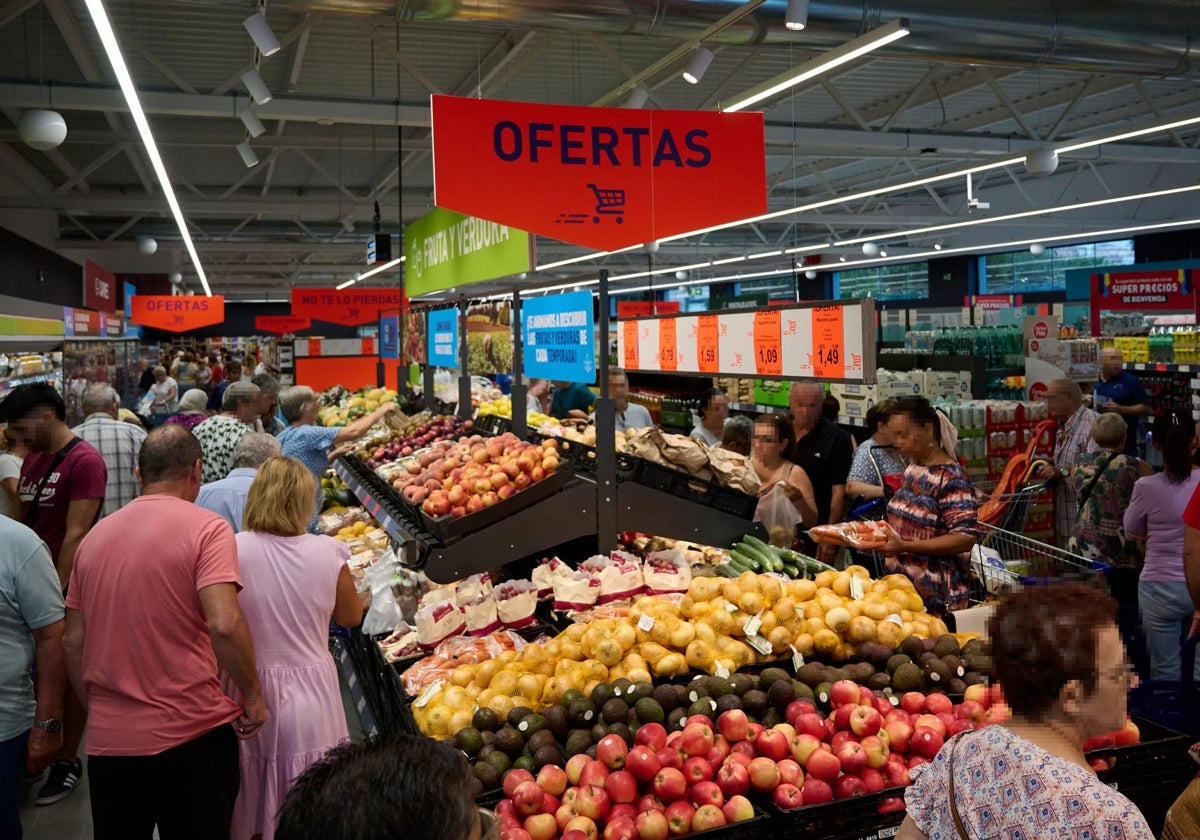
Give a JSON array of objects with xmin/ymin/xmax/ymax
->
[
  {"xmin": 812, "ymin": 306, "xmax": 845, "ymax": 378},
  {"xmin": 753, "ymin": 309, "xmax": 782, "ymax": 376},
  {"xmin": 697, "ymin": 315, "xmax": 719, "ymax": 373}
]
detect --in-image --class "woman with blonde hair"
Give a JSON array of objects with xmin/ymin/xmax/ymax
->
[{"xmin": 224, "ymin": 456, "xmax": 363, "ymax": 840}]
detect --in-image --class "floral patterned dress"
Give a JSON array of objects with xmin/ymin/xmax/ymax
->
[
  {"xmin": 1069, "ymin": 451, "xmax": 1144, "ymax": 568},
  {"xmin": 884, "ymin": 462, "xmax": 979, "ymax": 614},
  {"xmin": 905, "ymin": 726, "xmax": 1153, "ymax": 838}
]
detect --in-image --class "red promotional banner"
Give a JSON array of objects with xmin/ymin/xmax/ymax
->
[
  {"xmin": 290, "ymin": 288, "xmax": 403, "ymax": 327},
  {"xmin": 616, "ymin": 301, "xmax": 681, "ymax": 318},
  {"xmin": 964, "ymin": 294, "xmax": 1022, "ymax": 311},
  {"xmin": 255, "ymin": 315, "xmax": 312, "ymax": 335},
  {"xmin": 1090, "ymin": 269, "xmax": 1198, "ymax": 334},
  {"xmin": 84, "ymin": 260, "xmax": 117, "ymax": 312},
  {"xmin": 431, "ymin": 95, "xmax": 766, "ymax": 251},
  {"xmin": 130, "ymin": 295, "xmax": 225, "ymax": 332}
]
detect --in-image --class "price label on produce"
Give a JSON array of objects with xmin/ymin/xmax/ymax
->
[
  {"xmin": 743, "ymin": 612, "xmax": 762, "ymax": 636},
  {"xmin": 753, "ymin": 310, "xmax": 782, "ymax": 376},
  {"xmin": 622, "ymin": 321, "xmax": 639, "ymax": 370},
  {"xmin": 658, "ymin": 317, "xmax": 678, "ymax": 371},
  {"xmin": 696, "ymin": 315, "xmax": 719, "ymax": 373},
  {"xmin": 812, "ymin": 305, "xmax": 845, "ymax": 378},
  {"xmin": 849, "ymin": 576, "xmax": 865, "ymax": 601},
  {"xmin": 791, "ymin": 645, "xmax": 805, "ymax": 670},
  {"xmin": 414, "ymin": 680, "xmax": 445, "ymax": 708},
  {"xmin": 637, "ymin": 614, "xmax": 655, "ymax": 632},
  {"xmin": 746, "ymin": 634, "xmax": 773, "ymax": 656},
  {"xmin": 715, "ymin": 663, "xmax": 731, "ymax": 679}
]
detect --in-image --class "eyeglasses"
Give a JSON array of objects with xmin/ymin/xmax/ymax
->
[
  {"xmin": 479, "ymin": 807, "xmax": 501, "ymax": 840},
  {"xmin": 1096, "ymin": 660, "xmax": 1136, "ymax": 685}
]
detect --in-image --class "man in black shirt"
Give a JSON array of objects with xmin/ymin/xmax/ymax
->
[{"xmin": 789, "ymin": 382, "xmax": 853, "ymax": 564}]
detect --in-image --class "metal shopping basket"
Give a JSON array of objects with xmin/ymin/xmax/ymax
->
[{"xmin": 973, "ymin": 520, "xmax": 1109, "ymax": 595}]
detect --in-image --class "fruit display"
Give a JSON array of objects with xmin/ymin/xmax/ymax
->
[
  {"xmin": 719, "ymin": 534, "xmax": 833, "ymax": 579},
  {"xmin": 357, "ymin": 415, "xmax": 474, "ymax": 470},
  {"xmin": 317, "ymin": 386, "xmax": 399, "ymax": 426},
  {"xmin": 476, "ymin": 395, "xmax": 558, "ymax": 431}
]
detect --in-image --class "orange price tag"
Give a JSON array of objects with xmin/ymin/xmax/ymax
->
[
  {"xmin": 659, "ymin": 318, "xmax": 677, "ymax": 371},
  {"xmin": 306, "ymin": 339, "xmax": 321, "ymax": 357},
  {"xmin": 696, "ymin": 315, "xmax": 719, "ymax": 373},
  {"xmin": 753, "ymin": 310, "xmax": 782, "ymax": 376},
  {"xmin": 622, "ymin": 321, "xmax": 640, "ymax": 369},
  {"xmin": 362, "ymin": 337, "xmax": 375, "ymax": 356},
  {"xmin": 811, "ymin": 306, "xmax": 845, "ymax": 378}
]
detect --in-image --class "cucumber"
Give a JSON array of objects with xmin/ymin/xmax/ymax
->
[
  {"xmin": 779, "ymin": 548, "xmax": 835, "ymax": 574},
  {"xmin": 733, "ymin": 541, "xmax": 775, "ymax": 571},
  {"xmin": 714, "ymin": 563, "xmax": 739, "ymax": 578},
  {"xmin": 742, "ymin": 533, "xmax": 779, "ymax": 559},
  {"xmin": 781, "ymin": 563, "xmax": 802, "ymax": 579},
  {"xmin": 726, "ymin": 554, "xmax": 751, "ymax": 573},
  {"xmin": 730, "ymin": 549, "xmax": 761, "ymax": 573}
]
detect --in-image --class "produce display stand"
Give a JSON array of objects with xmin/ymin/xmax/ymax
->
[{"xmin": 329, "ymin": 626, "xmax": 420, "ymax": 739}]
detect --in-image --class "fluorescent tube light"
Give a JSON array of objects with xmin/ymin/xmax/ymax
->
[
  {"xmin": 83, "ymin": 0, "xmax": 211, "ymax": 296},
  {"xmin": 338, "ymin": 256, "xmax": 404, "ymax": 289}
]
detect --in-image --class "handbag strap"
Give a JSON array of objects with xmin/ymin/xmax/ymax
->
[
  {"xmin": 1076, "ymin": 453, "xmax": 1112, "ymax": 514},
  {"xmin": 948, "ymin": 734, "xmax": 971, "ymax": 840},
  {"xmin": 23, "ymin": 437, "xmax": 83, "ymax": 527}
]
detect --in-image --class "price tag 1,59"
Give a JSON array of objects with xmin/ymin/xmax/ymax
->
[
  {"xmin": 697, "ymin": 315, "xmax": 719, "ymax": 373},
  {"xmin": 753, "ymin": 309, "xmax": 782, "ymax": 376}
]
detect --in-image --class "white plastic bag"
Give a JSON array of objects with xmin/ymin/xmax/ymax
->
[
  {"xmin": 754, "ymin": 483, "xmax": 804, "ymax": 548},
  {"xmin": 361, "ymin": 548, "xmax": 403, "ymax": 635}
]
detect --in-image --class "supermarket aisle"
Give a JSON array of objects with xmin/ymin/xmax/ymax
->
[{"xmin": 17, "ymin": 665, "xmax": 365, "ymax": 839}]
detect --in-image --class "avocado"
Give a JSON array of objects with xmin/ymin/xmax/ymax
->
[
  {"xmin": 472, "ymin": 708, "xmax": 500, "ymax": 733},
  {"xmin": 766, "ymin": 679, "xmax": 796, "ymax": 709},
  {"xmin": 922, "ymin": 637, "xmax": 938, "ymax": 653},
  {"xmin": 917, "ymin": 652, "xmax": 938, "ymax": 668},
  {"xmin": 687, "ymin": 677, "xmax": 711, "ymax": 703},
  {"xmin": 867, "ymin": 672, "xmax": 892, "ymax": 692},
  {"xmin": 963, "ymin": 672, "xmax": 987, "ymax": 687},
  {"xmin": 469, "ymin": 774, "xmax": 485, "ymax": 798},
  {"xmin": 560, "ymin": 688, "xmax": 585, "ymax": 708},
  {"xmin": 452, "ymin": 727, "xmax": 484, "ymax": 757},
  {"xmin": 569, "ymin": 698, "xmax": 598, "ymax": 727},
  {"xmin": 899, "ymin": 636, "xmax": 925, "ymax": 661},
  {"xmin": 760, "ymin": 708, "xmax": 783, "ymax": 728},
  {"xmin": 792, "ymin": 681, "xmax": 816, "ymax": 703},
  {"xmin": 742, "ymin": 689, "xmax": 769, "ymax": 717},
  {"xmin": 545, "ymin": 706, "xmax": 571, "ymax": 741},
  {"xmin": 941, "ymin": 655, "xmax": 967, "ymax": 679},
  {"xmin": 861, "ymin": 642, "xmax": 893, "ymax": 672},
  {"xmin": 480, "ymin": 730, "xmax": 496, "ymax": 747},
  {"xmin": 507, "ymin": 706, "xmax": 535, "ymax": 729},
  {"xmin": 729, "ymin": 673, "xmax": 756, "ymax": 697},
  {"xmin": 708, "ymin": 677, "xmax": 733, "ymax": 700},
  {"xmin": 533, "ymin": 745, "xmax": 563, "ymax": 770},
  {"xmin": 608, "ymin": 722, "xmax": 634, "ymax": 747},
  {"xmin": 585, "ymin": 745, "xmax": 598, "ymax": 759},
  {"xmin": 891, "ymin": 662, "xmax": 924, "ymax": 692},
  {"xmin": 565, "ymin": 729, "xmax": 593, "ymax": 756},
  {"xmin": 886, "ymin": 654, "xmax": 912, "ymax": 675},
  {"xmin": 961, "ymin": 638, "xmax": 987, "ymax": 658},
  {"xmin": 527, "ymin": 729, "xmax": 558, "ymax": 755},
  {"xmin": 667, "ymin": 708, "xmax": 688, "ymax": 731},
  {"xmin": 484, "ymin": 750, "xmax": 512, "ymax": 774},
  {"xmin": 611, "ymin": 678, "xmax": 633, "ymax": 698},
  {"xmin": 688, "ymin": 697, "xmax": 718, "ymax": 719},
  {"xmin": 715, "ymin": 694, "xmax": 743, "ymax": 715},
  {"xmin": 797, "ymin": 662, "xmax": 827, "ymax": 688},
  {"xmin": 653, "ymin": 684, "xmax": 680, "ymax": 712},
  {"xmin": 814, "ymin": 682, "xmax": 833, "ymax": 708},
  {"xmin": 512, "ymin": 754, "xmax": 536, "ymax": 773},
  {"xmin": 673, "ymin": 685, "xmax": 690, "ymax": 708},
  {"xmin": 590, "ymin": 722, "xmax": 610, "ymax": 743},
  {"xmin": 947, "ymin": 678, "xmax": 968, "ymax": 695},
  {"xmin": 933, "ymin": 634, "xmax": 961, "ymax": 658},
  {"xmin": 477, "ymin": 744, "xmax": 495, "ymax": 762},
  {"xmin": 474, "ymin": 761, "xmax": 501, "ymax": 790},
  {"xmin": 850, "ymin": 662, "xmax": 876, "ymax": 685},
  {"xmin": 965, "ymin": 654, "xmax": 993, "ymax": 676},
  {"xmin": 601, "ymin": 698, "xmax": 630, "ymax": 725},
  {"xmin": 517, "ymin": 714, "xmax": 547, "ymax": 736},
  {"xmin": 494, "ymin": 726, "xmax": 525, "ymax": 758},
  {"xmin": 635, "ymin": 697, "xmax": 665, "ymax": 725},
  {"xmin": 626, "ymin": 682, "xmax": 654, "ymax": 703},
  {"xmin": 759, "ymin": 667, "xmax": 792, "ymax": 689},
  {"xmin": 591, "ymin": 683, "xmax": 616, "ymax": 707}
]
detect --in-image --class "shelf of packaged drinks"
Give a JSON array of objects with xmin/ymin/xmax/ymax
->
[{"xmin": 0, "ymin": 370, "xmax": 61, "ymax": 397}]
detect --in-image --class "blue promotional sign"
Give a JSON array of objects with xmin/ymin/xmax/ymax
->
[
  {"xmin": 124, "ymin": 282, "xmax": 136, "ymax": 319},
  {"xmin": 522, "ymin": 291, "xmax": 595, "ymax": 381},
  {"xmin": 427, "ymin": 308, "xmax": 460, "ymax": 369},
  {"xmin": 379, "ymin": 314, "xmax": 400, "ymax": 360}
]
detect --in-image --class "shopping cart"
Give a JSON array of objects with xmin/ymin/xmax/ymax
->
[
  {"xmin": 586, "ymin": 183, "xmax": 626, "ymax": 223},
  {"xmin": 972, "ymin": 520, "xmax": 1108, "ymax": 595}
]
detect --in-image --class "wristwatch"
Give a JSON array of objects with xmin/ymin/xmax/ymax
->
[{"xmin": 33, "ymin": 718, "xmax": 62, "ymax": 733}]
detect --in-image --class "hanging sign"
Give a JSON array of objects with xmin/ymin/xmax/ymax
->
[
  {"xmin": 290, "ymin": 287, "xmax": 403, "ymax": 327},
  {"xmin": 129, "ymin": 295, "xmax": 225, "ymax": 332},
  {"xmin": 616, "ymin": 299, "xmax": 876, "ymax": 383},
  {"xmin": 255, "ymin": 315, "xmax": 312, "ymax": 335},
  {"xmin": 1089, "ymin": 268, "xmax": 1198, "ymax": 334},
  {"xmin": 467, "ymin": 302, "xmax": 513, "ymax": 375},
  {"xmin": 379, "ymin": 314, "xmax": 400, "ymax": 360},
  {"xmin": 522, "ymin": 291, "xmax": 595, "ymax": 381},
  {"xmin": 615, "ymin": 300, "xmax": 681, "ymax": 318},
  {"xmin": 63, "ymin": 307, "xmax": 103, "ymax": 337},
  {"xmin": 426, "ymin": 308, "xmax": 460, "ymax": 368},
  {"xmin": 431, "ymin": 95, "xmax": 766, "ymax": 251},
  {"xmin": 84, "ymin": 260, "xmax": 117, "ymax": 312},
  {"xmin": 123, "ymin": 282, "xmax": 136, "ymax": 319},
  {"xmin": 405, "ymin": 207, "xmax": 533, "ymax": 297}
]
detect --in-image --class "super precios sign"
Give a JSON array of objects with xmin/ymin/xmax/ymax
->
[
  {"xmin": 290, "ymin": 288, "xmax": 402, "ymax": 326},
  {"xmin": 431, "ymin": 95, "xmax": 766, "ymax": 251}
]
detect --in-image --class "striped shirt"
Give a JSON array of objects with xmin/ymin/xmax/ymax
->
[
  {"xmin": 1053, "ymin": 405, "xmax": 1099, "ymax": 544},
  {"xmin": 72, "ymin": 413, "xmax": 147, "ymax": 518}
]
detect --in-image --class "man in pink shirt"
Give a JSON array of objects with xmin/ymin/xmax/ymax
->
[{"xmin": 62, "ymin": 424, "xmax": 267, "ymax": 839}]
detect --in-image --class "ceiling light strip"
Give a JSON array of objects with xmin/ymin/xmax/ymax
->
[
  {"xmin": 337, "ymin": 256, "xmax": 404, "ymax": 290},
  {"xmin": 83, "ymin": 0, "xmax": 212, "ymax": 296}
]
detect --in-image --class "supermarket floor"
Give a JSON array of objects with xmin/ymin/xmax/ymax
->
[{"xmin": 17, "ymin": 669, "xmax": 365, "ymax": 839}]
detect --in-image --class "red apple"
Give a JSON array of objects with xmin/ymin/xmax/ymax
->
[
  {"xmin": 860, "ymin": 735, "xmax": 889, "ymax": 769},
  {"xmin": 652, "ymin": 768, "xmax": 687, "ymax": 804},
  {"xmin": 884, "ymin": 719, "xmax": 913, "ymax": 754},
  {"xmin": 688, "ymin": 780, "xmax": 724, "ymax": 810},
  {"xmin": 580, "ymin": 760, "xmax": 610, "ymax": 789},
  {"xmin": 597, "ymin": 735, "xmax": 629, "ymax": 770},
  {"xmin": 829, "ymin": 679, "xmax": 861, "ymax": 708},
  {"xmin": 555, "ymin": 803, "xmax": 578, "ymax": 831},
  {"xmin": 635, "ymin": 722, "xmax": 668, "ymax": 752},
  {"xmin": 877, "ymin": 796, "xmax": 906, "ymax": 815},
  {"xmin": 914, "ymin": 714, "xmax": 947, "ymax": 740},
  {"xmin": 608, "ymin": 804, "xmax": 637, "ymax": 825},
  {"xmin": 562, "ymin": 787, "xmax": 579, "ymax": 808},
  {"xmin": 850, "ymin": 706, "xmax": 883, "ymax": 738},
  {"xmin": 830, "ymin": 730, "xmax": 860, "ymax": 753},
  {"xmin": 664, "ymin": 801, "xmax": 695, "ymax": 837},
  {"xmin": 716, "ymin": 761, "xmax": 750, "ymax": 798},
  {"xmin": 513, "ymin": 780, "xmax": 546, "ymax": 817},
  {"xmin": 935, "ymin": 712, "xmax": 957, "ymax": 733},
  {"xmin": 883, "ymin": 759, "xmax": 911, "ymax": 787},
  {"xmin": 524, "ymin": 813, "xmax": 558, "ymax": 840},
  {"xmin": 910, "ymin": 727, "xmax": 944, "ymax": 759},
  {"xmin": 771, "ymin": 723, "xmax": 796, "ymax": 743},
  {"xmin": 730, "ymin": 740, "xmax": 756, "ymax": 760},
  {"xmin": 724, "ymin": 752, "xmax": 752, "ymax": 770},
  {"xmin": 831, "ymin": 704, "xmax": 857, "ymax": 732},
  {"xmin": 752, "ymin": 728, "xmax": 790, "ymax": 762},
  {"xmin": 925, "ymin": 693, "xmax": 953, "ymax": 716},
  {"xmin": 604, "ymin": 819, "xmax": 637, "ymax": 840},
  {"xmin": 537, "ymin": 765, "xmax": 568, "ymax": 797},
  {"xmin": 717, "ymin": 709, "xmax": 751, "ymax": 744},
  {"xmin": 502, "ymin": 829, "xmax": 533, "ymax": 840},
  {"xmin": 686, "ymin": 714, "xmax": 714, "ymax": 729},
  {"xmin": 637, "ymin": 794, "xmax": 666, "ymax": 815},
  {"xmin": 963, "ymin": 684, "xmax": 989, "ymax": 705},
  {"xmin": 805, "ymin": 748, "xmax": 841, "ymax": 782},
  {"xmin": 692, "ymin": 804, "xmax": 727, "ymax": 832},
  {"xmin": 947, "ymin": 719, "xmax": 974, "ymax": 737},
  {"xmin": 885, "ymin": 708, "xmax": 912, "ymax": 726},
  {"xmin": 566, "ymin": 754, "xmax": 591, "ymax": 786},
  {"xmin": 955, "ymin": 700, "xmax": 985, "ymax": 723},
  {"xmin": 860, "ymin": 767, "xmax": 886, "ymax": 794},
  {"xmin": 786, "ymin": 700, "xmax": 817, "ymax": 723},
  {"xmin": 874, "ymin": 695, "xmax": 895, "ymax": 717},
  {"xmin": 908, "ymin": 756, "xmax": 931, "ymax": 769},
  {"xmin": 775, "ymin": 759, "xmax": 803, "ymax": 788},
  {"xmin": 605, "ymin": 771, "xmax": 638, "ymax": 805},
  {"xmin": 801, "ymin": 778, "xmax": 834, "ymax": 806},
  {"xmin": 747, "ymin": 756, "xmax": 780, "ymax": 792},
  {"xmin": 635, "ymin": 810, "xmax": 669, "ymax": 840},
  {"xmin": 833, "ymin": 774, "xmax": 867, "ymax": 800},
  {"xmin": 565, "ymin": 817, "xmax": 598, "ymax": 840},
  {"xmin": 574, "ymin": 785, "xmax": 610, "ymax": 822},
  {"xmin": 542, "ymin": 794, "xmax": 561, "ymax": 816},
  {"xmin": 900, "ymin": 692, "xmax": 926, "ymax": 716},
  {"xmin": 505, "ymin": 769, "xmax": 537, "ymax": 798},
  {"xmin": 682, "ymin": 756, "xmax": 714, "ymax": 785},
  {"xmin": 627, "ymin": 746, "xmax": 662, "ymax": 783},
  {"xmin": 655, "ymin": 747, "xmax": 682, "ymax": 771},
  {"xmin": 788, "ymin": 733, "xmax": 822, "ymax": 766},
  {"xmin": 747, "ymin": 722, "xmax": 764, "ymax": 739},
  {"xmin": 793, "ymin": 713, "xmax": 826, "ymax": 741},
  {"xmin": 680, "ymin": 722, "xmax": 715, "ymax": 758},
  {"xmin": 837, "ymin": 742, "xmax": 868, "ymax": 777},
  {"xmin": 722, "ymin": 794, "xmax": 755, "ymax": 824},
  {"xmin": 1114, "ymin": 719, "xmax": 1140, "ymax": 747},
  {"xmin": 772, "ymin": 782, "xmax": 805, "ymax": 810}
]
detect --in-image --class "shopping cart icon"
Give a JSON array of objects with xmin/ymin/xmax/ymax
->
[{"xmin": 587, "ymin": 183, "xmax": 625, "ymax": 224}]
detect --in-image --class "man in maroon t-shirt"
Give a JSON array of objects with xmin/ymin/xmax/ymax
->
[{"xmin": 0, "ymin": 382, "xmax": 105, "ymax": 807}]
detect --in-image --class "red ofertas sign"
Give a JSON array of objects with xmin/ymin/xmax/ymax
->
[
  {"xmin": 431, "ymin": 95, "xmax": 767, "ymax": 251},
  {"xmin": 1090, "ymin": 269, "xmax": 1198, "ymax": 334},
  {"xmin": 616, "ymin": 301, "xmax": 681, "ymax": 318},
  {"xmin": 130, "ymin": 295, "xmax": 225, "ymax": 332},
  {"xmin": 256, "ymin": 315, "xmax": 312, "ymax": 335},
  {"xmin": 84, "ymin": 260, "xmax": 117, "ymax": 312},
  {"xmin": 290, "ymin": 288, "xmax": 402, "ymax": 327}
]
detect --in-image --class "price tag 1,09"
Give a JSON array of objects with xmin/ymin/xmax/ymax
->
[{"xmin": 753, "ymin": 310, "xmax": 782, "ymax": 376}]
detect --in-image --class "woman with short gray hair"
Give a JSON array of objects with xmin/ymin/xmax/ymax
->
[{"xmin": 149, "ymin": 365, "xmax": 178, "ymax": 418}]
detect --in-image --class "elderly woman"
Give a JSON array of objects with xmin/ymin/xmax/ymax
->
[
  {"xmin": 845, "ymin": 398, "xmax": 905, "ymax": 512},
  {"xmin": 148, "ymin": 365, "xmax": 179, "ymax": 418},
  {"xmin": 164, "ymin": 388, "xmax": 210, "ymax": 432},
  {"xmin": 277, "ymin": 386, "xmax": 398, "ymax": 527},
  {"xmin": 878, "ymin": 396, "xmax": 979, "ymax": 615},
  {"xmin": 898, "ymin": 583, "xmax": 1152, "ymax": 838},
  {"xmin": 223, "ymin": 457, "xmax": 363, "ymax": 840}
]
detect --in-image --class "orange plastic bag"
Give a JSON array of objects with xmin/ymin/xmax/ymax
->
[{"xmin": 808, "ymin": 520, "xmax": 891, "ymax": 549}]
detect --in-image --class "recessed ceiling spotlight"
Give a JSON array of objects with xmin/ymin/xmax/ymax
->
[{"xmin": 785, "ymin": 0, "xmax": 810, "ymax": 31}]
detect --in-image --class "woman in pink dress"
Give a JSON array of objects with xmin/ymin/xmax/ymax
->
[{"xmin": 224, "ymin": 456, "xmax": 364, "ymax": 840}]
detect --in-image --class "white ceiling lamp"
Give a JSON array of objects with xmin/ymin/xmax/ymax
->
[
  {"xmin": 83, "ymin": 0, "xmax": 211, "ymax": 295},
  {"xmin": 1024, "ymin": 147, "xmax": 1059, "ymax": 177},
  {"xmin": 1029, "ymin": 243, "xmax": 1046, "ymax": 255},
  {"xmin": 785, "ymin": 0, "xmax": 810, "ymax": 31},
  {"xmin": 804, "ymin": 269, "xmax": 817, "ymax": 279},
  {"xmin": 236, "ymin": 139, "xmax": 259, "ymax": 168},
  {"xmin": 241, "ymin": 68, "xmax": 273, "ymax": 105},
  {"xmin": 933, "ymin": 243, "xmax": 943, "ymax": 250},
  {"xmin": 243, "ymin": 8, "xmax": 281, "ymax": 57},
  {"xmin": 136, "ymin": 236, "xmax": 157, "ymax": 255},
  {"xmin": 625, "ymin": 85, "xmax": 650, "ymax": 109},
  {"xmin": 17, "ymin": 109, "xmax": 68, "ymax": 151},
  {"xmin": 239, "ymin": 107, "xmax": 266, "ymax": 138},
  {"xmin": 682, "ymin": 46, "xmax": 714, "ymax": 85},
  {"xmin": 169, "ymin": 272, "xmax": 182, "ymax": 286},
  {"xmin": 722, "ymin": 18, "xmax": 909, "ymax": 112},
  {"xmin": 861, "ymin": 242, "xmax": 879, "ymax": 256},
  {"xmin": 879, "ymin": 249, "xmax": 888, "ymax": 257}
]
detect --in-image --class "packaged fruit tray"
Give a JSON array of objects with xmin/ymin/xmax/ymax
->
[
  {"xmin": 419, "ymin": 465, "xmax": 577, "ymax": 545},
  {"xmin": 634, "ymin": 459, "xmax": 757, "ymax": 520},
  {"xmin": 758, "ymin": 785, "xmax": 907, "ymax": 840}
]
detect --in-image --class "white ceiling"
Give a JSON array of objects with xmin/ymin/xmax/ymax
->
[{"xmin": 0, "ymin": 0, "xmax": 1198, "ymax": 300}]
